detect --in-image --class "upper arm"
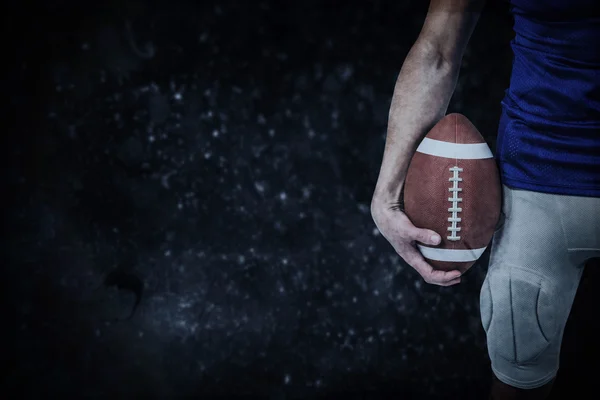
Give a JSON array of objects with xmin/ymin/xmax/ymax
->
[{"xmin": 416, "ymin": 0, "xmax": 486, "ymax": 66}]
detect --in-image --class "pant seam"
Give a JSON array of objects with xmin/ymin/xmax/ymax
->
[
  {"xmin": 553, "ymin": 194, "xmax": 570, "ymax": 254},
  {"xmin": 509, "ymin": 275, "xmax": 516, "ymax": 363}
]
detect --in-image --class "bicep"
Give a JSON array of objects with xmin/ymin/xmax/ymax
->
[{"xmin": 417, "ymin": 0, "xmax": 486, "ymax": 65}]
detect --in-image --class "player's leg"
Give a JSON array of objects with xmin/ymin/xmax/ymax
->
[
  {"xmin": 550, "ymin": 256, "xmax": 600, "ymax": 398},
  {"xmin": 480, "ymin": 185, "xmax": 600, "ymax": 398},
  {"xmin": 489, "ymin": 372, "xmax": 554, "ymax": 400}
]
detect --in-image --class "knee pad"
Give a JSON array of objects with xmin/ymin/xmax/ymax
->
[{"xmin": 480, "ymin": 266, "xmax": 565, "ymax": 389}]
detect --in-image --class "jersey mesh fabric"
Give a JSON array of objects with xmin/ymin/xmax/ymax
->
[{"xmin": 497, "ymin": 0, "xmax": 600, "ymax": 197}]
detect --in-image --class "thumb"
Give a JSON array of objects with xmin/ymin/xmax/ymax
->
[{"xmin": 413, "ymin": 229, "xmax": 442, "ymax": 246}]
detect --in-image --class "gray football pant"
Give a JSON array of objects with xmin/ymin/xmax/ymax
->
[{"xmin": 480, "ymin": 184, "xmax": 600, "ymax": 389}]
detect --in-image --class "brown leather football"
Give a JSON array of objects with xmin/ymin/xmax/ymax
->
[{"xmin": 403, "ymin": 113, "xmax": 502, "ymax": 273}]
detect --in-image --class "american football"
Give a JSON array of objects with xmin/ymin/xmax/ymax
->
[{"xmin": 403, "ymin": 113, "xmax": 502, "ymax": 273}]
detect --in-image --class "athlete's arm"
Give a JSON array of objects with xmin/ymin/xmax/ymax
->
[
  {"xmin": 372, "ymin": 0, "xmax": 486, "ymax": 205},
  {"xmin": 371, "ymin": 0, "xmax": 486, "ymax": 286}
]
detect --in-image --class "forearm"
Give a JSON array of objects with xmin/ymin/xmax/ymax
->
[{"xmin": 373, "ymin": 39, "xmax": 461, "ymax": 203}]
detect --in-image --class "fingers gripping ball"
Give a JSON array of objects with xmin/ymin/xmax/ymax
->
[
  {"xmin": 480, "ymin": 266, "xmax": 565, "ymax": 389},
  {"xmin": 403, "ymin": 113, "xmax": 502, "ymax": 273}
]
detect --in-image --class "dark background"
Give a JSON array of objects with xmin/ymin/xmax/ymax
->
[{"xmin": 3, "ymin": 0, "xmax": 597, "ymax": 398}]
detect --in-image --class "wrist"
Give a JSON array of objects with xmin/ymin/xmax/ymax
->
[{"xmin": 372, "ymin": 180, "xmax": 404, "ymax": 206}]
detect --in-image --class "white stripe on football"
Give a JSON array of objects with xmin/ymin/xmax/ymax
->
[
  {"xmin": 417, "ymin": 245, "xmax": 487, "ymax": 262},
  {"xmin": 416, "ymin": 137, "xmax": 493, "ymax": 160}
]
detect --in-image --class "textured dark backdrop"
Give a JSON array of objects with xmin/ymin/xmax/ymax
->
[{"xmin": 4, "ymin": 0, "xmax": 597, "ymax": 398}]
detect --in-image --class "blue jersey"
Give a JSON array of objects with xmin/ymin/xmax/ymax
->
[{"xmin": 497, "ymin": 0, "xmax": 600, "ymax": 196}]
